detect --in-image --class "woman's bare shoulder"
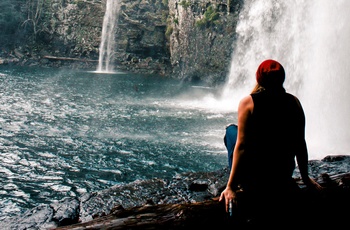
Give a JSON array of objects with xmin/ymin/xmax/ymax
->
[
  {"xmin": 239, "ymin": 95, "xmax": 253, "ymax": 106},
  {"xmin": 238, "ymin": 95, "xmax": 254, "ymax": 112}
]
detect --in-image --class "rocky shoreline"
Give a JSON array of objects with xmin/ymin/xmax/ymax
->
[{"xmin": 3, "ymin": 154, "xmax": 350, "ymax": 230}]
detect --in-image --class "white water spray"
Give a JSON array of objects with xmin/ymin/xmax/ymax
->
[
  {"xmin": 96, "ymin": 0, "xmax": 121, "ymax": 73},
  {"xmin": 222, "ymin": 0, "xmax": 350, "ymax": 159}
]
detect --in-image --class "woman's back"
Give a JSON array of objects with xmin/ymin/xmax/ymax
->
[{"xmin": 241, "ymin": 90, "xmax": 304, "ymax": 190}]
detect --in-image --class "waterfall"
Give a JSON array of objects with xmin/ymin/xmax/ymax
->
[
  {"xmin": 222, "ymin": 0, "xmax": 350, "ymax": 159},
  {"xmin": 96, "ymin": 0, "xmax": 121, "ymax": 73}
]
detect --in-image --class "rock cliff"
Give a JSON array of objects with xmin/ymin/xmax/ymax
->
[
  {"xmin": 0, "ymin": 0, "xmax": 243, "ymax": 85},
  {"xmin": 167, "ymin": 0, "xmax": 242, "ymax": 84}
]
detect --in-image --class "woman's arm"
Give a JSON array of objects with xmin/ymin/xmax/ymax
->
[
  {"xmin": 219, "ymin": 95, "xmax": 253, "ymax": 212},
  {"xmin": 294, "ymin": 96, "xmax": 323, "ymax": 190},
  {"xmin": 296, "ymin": 144, "xmax": 323, "ymax": 190}
]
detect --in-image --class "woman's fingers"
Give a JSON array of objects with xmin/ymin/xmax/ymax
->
[{"xmin": 219, "ymin": 192, "xmax": 223, "ymax": 202}]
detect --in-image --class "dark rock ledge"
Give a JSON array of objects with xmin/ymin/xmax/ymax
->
[{"xmin": 3, "ymin": 155, "xmax": 350, "ymax": 230}]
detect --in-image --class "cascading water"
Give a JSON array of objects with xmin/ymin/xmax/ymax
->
[
  {"xmin": 221, "ymin": 0, "xmax": 350, "ymax": 159},
  {"xmin": 96, "ymin": 0, "xmax": 121, "ymax": 73}
]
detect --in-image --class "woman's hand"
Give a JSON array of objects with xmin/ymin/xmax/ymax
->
[
  {"xmin": 219, "ymin": 187, "xmax": 237, "ymax": 214},
  {"xmin": 304, "ymin": 177, "xmax": 324, "ymax": 191}
]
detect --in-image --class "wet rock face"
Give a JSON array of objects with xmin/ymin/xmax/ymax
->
[
  {"xmin": 1, "ymin": 0, "xmax": 244, "ymax": 84},
  {"xmin": 114, "ymin": 0, "xmax": 171, "ymax": 75},
  {"xmin": 77, "ymin": 169, "xmax": 230, "ymax": 223},
  {"xmin": 74, "ymin": 0, "xmax": 244, "ymax": 82},
  {"xmin": 167, "ymin": 0, "xmax": 244, "ymax": 84},
  {"xmin": 2, "ymin": 168, "xmax": 230, "ymax": 229}
]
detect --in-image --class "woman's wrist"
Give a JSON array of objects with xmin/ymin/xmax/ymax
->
[
  {"xmin": 303, "ymin": 177, "xmax": 314, "ymax": 186},
  {"xmin": 227, "ymin": 183, "xmax": 240, "ymax": 191}
]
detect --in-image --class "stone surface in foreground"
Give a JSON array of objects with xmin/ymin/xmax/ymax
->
[{"xmin": 3, "ymin": 155, "xmax": 350, "ymax": 230}]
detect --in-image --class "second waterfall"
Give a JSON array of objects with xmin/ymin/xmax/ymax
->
[{"xmin": 96, "ymin": 0, "xmax": 121, "ymax": 73}]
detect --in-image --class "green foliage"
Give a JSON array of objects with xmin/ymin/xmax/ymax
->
[
  {"xmin": 71, "ymin": 0, "xmax": 85, "ymax": 8},
  {"xmin": 162, "ymin": 0, "xmax": 168, "ymax": 6},
  {"xmin": 67, "ymin": 26, "xmax": 72, "ymax": 35},
  {"xmin": 165, "ymin": 25, "xmax": 173, "ymax": 38},
  {"xmin": 0, "ymin": 1, "xmax": 25, "ymax": 34},
  {"xmin": 167, "ymin": 11, "xmax": 180, "ymax": 29},
  {"xmin": 161, "ymin": 11, "xmax": 168, "ymax": 23},
  {"xmin": 205, "ymin": 6, "xmax": 219, "ymax": 21},
  {"xmin": 75, "ymin": 0, "xmax": 85, "ymax": 8},
  {"xmin": 179, "ymin": 0, "xmax": 190, "ymax": 9},
  {"xmin": 195, "ymin": 5, "xmax": 220, "ymax": 29}
]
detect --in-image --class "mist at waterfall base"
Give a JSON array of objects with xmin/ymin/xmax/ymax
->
[
  {"xmin": 222, "ymin": 0, "xmax": 350, "ymax": 159},
  {"xmin": 0, "ymin": 66, "xmax": 231, "ymax": 220}
]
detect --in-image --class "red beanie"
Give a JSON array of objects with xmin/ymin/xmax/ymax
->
[{"xmin": 256, "ymin": 59, "xmax": 285, "ymax": 89}]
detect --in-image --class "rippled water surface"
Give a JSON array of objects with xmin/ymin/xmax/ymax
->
[{"xmin": 0, "ymin": 66, "xmax": 233, "ymax": 220}]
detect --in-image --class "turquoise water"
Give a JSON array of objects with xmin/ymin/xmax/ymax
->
[{"xmin": 0, "ymin": 66, "xmax": 233, "ymax": 220}]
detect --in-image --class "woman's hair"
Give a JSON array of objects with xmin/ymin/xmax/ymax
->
[{"xmin": 251, "ymin": 84, "xmax": 265, "ymax": 94}]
